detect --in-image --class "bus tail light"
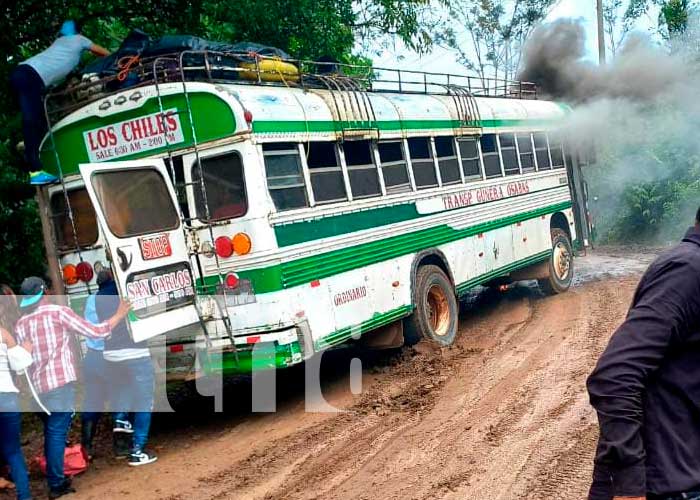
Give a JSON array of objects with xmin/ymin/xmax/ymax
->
[
  {"xmin": 215, "ymin": 236, "xmax": 233, "ymax": 258},
  {"xmin": 232, "ymin": 232, "xmax": 252, "ymax": 255},
  {"xmin": 63, "ymin": 264, "xmax": 79, "ymax": 285},
  {"xmin": 224, "ymin": 273, "xmax": 239, "ymax": 289},
  {"xmin": 76, "ymin": 262, "xmax": 94, "ymax": 283}
]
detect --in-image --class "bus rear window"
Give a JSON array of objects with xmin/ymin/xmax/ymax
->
[
  {"xmin": 91, "ymin": 168, "xmax": 179, "ymax": 238},
  {"xmin": 50, "ymin": 189, "xmax": 98, "ymax": 250},
  {"xmin": 192, "ymin": 152, "xmax": 248, "ymax": 221}
]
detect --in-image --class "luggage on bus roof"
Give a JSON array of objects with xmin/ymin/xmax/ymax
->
[{"xmin": 82, "ymin": 31, "xmax": 295, "ymax": 85}]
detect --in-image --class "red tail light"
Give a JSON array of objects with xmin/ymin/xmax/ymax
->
[
  {"xmin": 76, "ymin": 262, "xmax": 94, "ymax": 283},
  {"xmin": 225, "ymin": 273, "xmax": 239, "ymax": 289},
  {"xmin": 215, "ymin": 236, "xmax": 233, "ymax": 258}
]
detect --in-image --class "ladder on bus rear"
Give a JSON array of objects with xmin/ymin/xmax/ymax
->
[
  {"xmin": 150, "ymin": 54, "xmax": 240, "ymax": 365},
  {"xmin": 41, "ymin": 97, "xmax": 93, "ymax": 297}
]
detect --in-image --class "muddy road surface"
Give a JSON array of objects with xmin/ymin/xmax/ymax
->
[{"xmin": 5, "ymin": 249, "xmax": 657, "ymax": 500}]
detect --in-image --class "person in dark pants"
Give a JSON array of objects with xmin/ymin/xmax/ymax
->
[
  {"xmin": 96, "ymin": 274, "xmax": 158, "ymax": 466},
  {"xmin": 9, "ymin": 20, "xmax": 108, "ymax": 185},
  {"xmin": 80, "ymin": 271, "xmax": 112, "ymax": 460},
  {"xmin": 587, "ymin": 206, "xmax": 700, "ymax": 500}
]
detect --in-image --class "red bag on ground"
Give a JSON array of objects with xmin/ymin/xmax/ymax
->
[{"xmin": 35, "ymin": 445, "xmax": 88, "ymax": 477}]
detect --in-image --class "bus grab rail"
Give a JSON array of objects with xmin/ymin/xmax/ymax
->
[{"xmin": 44, "ymin": 51, "xmax": 538, "ymax": 121}]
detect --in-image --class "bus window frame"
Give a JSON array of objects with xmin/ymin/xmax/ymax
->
[
  {"xmin": 433, "ymin": 136, "xmax": 462, "ymax": 187},
  {"xmin": 498, "ymin": 133, "xmax": 520, "ymax": 177},
  {"xmin": 533, "ymin": 132, "xmax": 552, "ymax": 171},
  {"xmin": 303, "ymin": 141, "xmax": 349, "ymax": 205},
  {"xmin": 50, "ymin": 186, "xmax": 100, "ymax": 251},
  {"xmin": 456, "ymin": 136, "xmax": 484, "ymax": 182},
  {"xmin": 378, "ymin": 140, "xmax": 414, "ymax": 195},
  {"xmin": 480, "ymin": 134, "xmax": 503, "ymax": 179},
  {"xmin": 191, "ymin": 150, "xmax": 249, "ymax": 222},
  {"xmin": 341, "ymin": 139, "xmax": 383, "ymax": 200},
  {"xmin": 406, "ymin": 137, "xmax": 439, "ymax": 190},
  {"xmin": 262, "ymin": 142, "xmax": 312, "ymax": 211}
]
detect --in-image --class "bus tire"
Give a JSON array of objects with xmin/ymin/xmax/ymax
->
[
  {"xmin": 539, "ymin": 228, "xmax": 574, "ymax": 295},
  {"xmin": 404, "ymin": 265, "xmax": 459, "ymax": 347}
]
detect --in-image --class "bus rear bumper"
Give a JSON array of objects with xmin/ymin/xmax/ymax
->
[{"xmin": 196, "ymin": 320, "xmax": 313, "ymax": 376}]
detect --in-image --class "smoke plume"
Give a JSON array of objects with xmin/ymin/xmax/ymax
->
[
  {"xmin": 518, "ymin": 18, "xmax": 700, "ymax": 243},
  {"xmin": 519, "ymin": 19, "xmax": 692, "ymax": 102}
]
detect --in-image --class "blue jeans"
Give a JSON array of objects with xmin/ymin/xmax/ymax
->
[
  {"xmin": 0, "ymin": 393, "xmax": 31, "ymax": 500},
  {"xmin": 9, "ymin": 64, "xmax": 47, "ymax": 173},
  {"xmin": 81, "ymin": 349, "xmax": 108, "ymax": 423},
  {"xmin": 108, "ymin": 357, "xmax": 154, "ymax": 451},
  {"xmin": 37, "ymin": 383, "xmax": 75, "ymax": 491}
]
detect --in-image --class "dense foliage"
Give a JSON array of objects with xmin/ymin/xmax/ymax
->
[{"xmin": 0, "ymin": 0, "xmax": 433, "ymax": 286}]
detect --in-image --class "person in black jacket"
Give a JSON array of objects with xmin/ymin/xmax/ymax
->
[
  {"xmin": 95, "ymin": 272, "xmax": 158, "ymax": 467},
  {"xmin": 587, "ymin": 206, "xmax": 700, "ymax": 500}
]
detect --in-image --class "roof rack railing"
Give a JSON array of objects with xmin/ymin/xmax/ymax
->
[{"xmin": 45, "ymin": 51, "xmax": 538, "ymax": 120}]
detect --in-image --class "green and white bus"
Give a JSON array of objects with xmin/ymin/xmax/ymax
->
[{"xmin": 39, "ymin": 55, "xmax": 584, "ymax": 377}]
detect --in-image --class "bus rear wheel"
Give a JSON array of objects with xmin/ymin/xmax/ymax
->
[
  {"xmin": 538, "ymin": 228, "xmax": 574, "ymax": 295},
  {"xmin": 404, "ymin": 265, "xmax": 458, "ymax": 347}
]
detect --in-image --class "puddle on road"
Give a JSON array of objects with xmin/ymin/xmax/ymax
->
[{"xmin": 573, "ymin": 248, "xmax": 660, "ymax": 286}]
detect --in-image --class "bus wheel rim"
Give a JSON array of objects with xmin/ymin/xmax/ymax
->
[
  {"xmin": 553, "ymin": 241, "xmax": 571, "ymax": 281},
  {"xmin": 427, "ymin": 284, "xmax": 450, "ymax": 337}
]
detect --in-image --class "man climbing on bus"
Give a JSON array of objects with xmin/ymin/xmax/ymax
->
[{"xmin": 9, "ymin": 19, "xmax": 109, "ymax": 185}]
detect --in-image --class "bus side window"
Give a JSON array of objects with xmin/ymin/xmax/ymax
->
[
  {"xmin": 378, "ymin": 141, "xmax": 411, "ymax": 194},
  {"xmin": 549, "ymin": 134, "xmax": 566, "ymax": 169},
  {"xmin": 263, "ymin": 143, "xmax": 309, "ymax": 211},
  {"xmin": 407, "ymin": 138, "xmax": 438, "ymax": 189},
  {"xmin": 435, "ymin": 137, "xmax": 461, "ymax": 185},
  {"xmin": 192, "ymin": 152, "xmax": 248, "ymax": 221},
  {"xmin": 305, "ymin": 142, "xmax": 348, "ymax": 204},
  {"xmin": 343, "ymin": 140, "xmax": 381, "ymax": 199},
  {"xmin": 499, "ymin": 134, "xmax": 519, "ymax": 176},
  {"xmin": 517, "ymin": 133, "xmax": 536, "ymax": 173},
  {"xmin": 533, "ymin": 133, "xmax": 552, "ymax": 170},
  {"xmin": 480, "ymin": 134, "xmax": 502, "ymax": 178},
  {"xmin": 457, "ymin": 137, "xmax": 482, "ymax": 181}
]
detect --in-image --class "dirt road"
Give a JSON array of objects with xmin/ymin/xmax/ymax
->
[{"xmin": 4, "ymin": 249, "xmax": 657, "ymax": 500}]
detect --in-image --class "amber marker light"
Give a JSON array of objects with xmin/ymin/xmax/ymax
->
[
  {"xmin": 63, "ymin": 264, "xmax": 79, "ymax": 285},
  {"xmin": 232, "ymin": 232, "xmax": 252, "ymax": 255}
]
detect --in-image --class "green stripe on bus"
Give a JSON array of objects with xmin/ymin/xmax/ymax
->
[
  {"xmin": 251, "ymin": 118, "xmax": 562, "ymax": 135},
  {"xmin": 315, "ymin": 305, "xmax": 414, "ymax": 351},
  {"xmin": 198, "ymin": 201, "xmax": 571, "ymax": 294},
  {"xmin": 319, "ymin": 250, "xmax": 552, "ymax": 351},
  {"xmin": 274, "ymin": 184, "xmax": 569, "ymax": 247}
]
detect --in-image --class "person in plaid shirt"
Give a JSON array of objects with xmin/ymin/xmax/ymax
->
[{"xmin": 14, "ymin": 277, "xmax": 130, "ymax": 499}]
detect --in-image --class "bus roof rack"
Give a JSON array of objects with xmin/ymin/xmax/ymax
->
[{"xmin": 46, "ymin": 51, "xmax": 539, "ymax": 121}]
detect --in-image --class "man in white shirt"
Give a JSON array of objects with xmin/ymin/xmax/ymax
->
[{"xmin": 9, "ymin": 20, "xmax": 109, "ymax": 185}]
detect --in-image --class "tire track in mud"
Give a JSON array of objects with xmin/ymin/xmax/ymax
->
[
  {"xmin": 175, "ymin": 280, "xmax": 634, "ymax": 500},
  {"xmin": 57, "ymin": 253, "xmax": 649, "ymax": 500}
]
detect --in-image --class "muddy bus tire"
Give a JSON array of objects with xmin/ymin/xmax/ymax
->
[
  {"xmin": 404, "ymin": 265, "xmax": 459, "ymax": 347},
  {"xmin": 538, "ymin": 228, "xmax": 574, "ymax": 295}
]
